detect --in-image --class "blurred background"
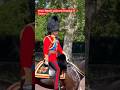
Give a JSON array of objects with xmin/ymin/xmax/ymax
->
[
  {"xmin": 0, "ymin": 0, "xmax": 34, "ymax": 89},
  {"xmin": 86, "ymin": 0, "xmax": 120, "ymax": 89}
]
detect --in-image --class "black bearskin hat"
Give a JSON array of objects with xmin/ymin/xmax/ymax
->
[{"xmin": 47, "ymin": 16, "xmax": 59, "ymax": 32}]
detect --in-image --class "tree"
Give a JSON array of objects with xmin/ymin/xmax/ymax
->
[
  {"xmin": 62, "ymin": 0, "xmax": 85, "ymax": 61},
  {"xmin": 0, "ymin": 0, "xmax": 31, "ymax": 37},
  {"xmin": 35, "ymin": 0, "xmax": 85, "ymax": 62}
]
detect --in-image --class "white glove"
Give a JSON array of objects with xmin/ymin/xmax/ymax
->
[
  {"xmin": 66, "ymin": 55, "xmax": 69, "ymax": 61},
  {"xmin": 44, "ymin": 55, "xmax": 49, "ymax": 65},
  {"xmin": 63, "ymin": 51, "xmax": 69, "ymax": 62},
  {"xmin": 44, "ymin": 60, "xmax": 49, "ymax": 65}
]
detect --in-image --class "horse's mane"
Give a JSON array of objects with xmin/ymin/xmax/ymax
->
[
  {"xmin": 66, "ymin": 60, "xmax": 85, "ymax": 77},
  {"xmin": 66, "ymin": 60, "xmax": 84, "ymax": 90},
  {"xmin": 57, "ymin": 54, "xmax": 85, "ymax": 77}
]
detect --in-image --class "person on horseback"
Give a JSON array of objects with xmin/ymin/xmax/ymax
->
[{"xmin": 43, "ymin": 15, "xmax": 65, "ymax": 90}]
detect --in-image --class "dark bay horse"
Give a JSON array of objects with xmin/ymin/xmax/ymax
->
[
  {"xmin": 7, "ymin": 54, "xmax": 85, "ymax": 90},
  {"xmin": 7, "ymin": 61, "xmax": 85, "ymax": 90},
  {"xmin": 35, "ymin": 54, "xmax": 85, "ymax": 90}
]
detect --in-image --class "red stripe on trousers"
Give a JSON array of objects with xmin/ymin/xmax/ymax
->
[{"xmin": 49, "ymin": 61, "xmax": 60, "ymax": 90}]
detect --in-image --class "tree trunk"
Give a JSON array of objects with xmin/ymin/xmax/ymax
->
[
  {"xmin": 63, "ymin": 11, "xmax": 77, "ymax": 62},
  {"xmin": 63, "ymin": 0, "xmax": 77, "ymax": 62},
  {"xmin": 63, "ymin": 29, "xmax": 74, "ymax": 62}
]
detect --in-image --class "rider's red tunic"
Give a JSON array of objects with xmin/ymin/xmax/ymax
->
[
  {"xmin": 43, "ymin": 35, "xmax": 64, "ymax": 90},
  {"xmin": 43, "ymin": 35, "xmax": 63, "ymax": 62}
]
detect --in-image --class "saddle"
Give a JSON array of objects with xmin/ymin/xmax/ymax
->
[
  {"xmin": 35, "ymin": 61, "xmax": 66, "ymax": 79},
  {"xmin": 35, "ymin": 54, "xmax": 67, "ymax": 79}
]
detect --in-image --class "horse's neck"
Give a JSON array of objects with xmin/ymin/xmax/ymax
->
[
  {"xmin": 67, "ymin": 61, "xmax": 85, "ymax": 77},
  {"xmin": 67, "ymin": 63, "xmax": 81, "ymax": 81},
  {"xmin": 64, "ymin": 64, "xmax": 82, "ymax": 90}
]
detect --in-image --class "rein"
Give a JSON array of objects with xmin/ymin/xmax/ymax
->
[{"xmin": 66, "ymin": 59, "xmax": 85, "ymax": 77}]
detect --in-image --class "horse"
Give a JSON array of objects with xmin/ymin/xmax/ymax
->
[
  {"xmin": 35, "ymin": 54, "xmax": 85, "ymax": 90},
  {"xmin": 7, "ymin": 55, "xmax": 85, "ymax": 90}
]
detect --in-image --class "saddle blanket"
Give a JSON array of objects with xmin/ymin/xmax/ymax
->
[{"xmin": 35, "ymin": 61, "xmax": 65, "ymax": 79}]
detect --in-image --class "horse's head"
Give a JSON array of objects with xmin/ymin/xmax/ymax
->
[
  {"xmin": 57, "ymin": 54, "xmax": 66, "ymax": 62},
  {"xmin": 57, "ymin": 54, "xmax": 67, "ymax": 72}
]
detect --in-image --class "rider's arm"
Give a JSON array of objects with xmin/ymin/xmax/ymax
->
[
  {"xmin": 43, "ymin": 37, "xmax": 51, "ymax": 62},
  {"xmin": 57, "ymin": 41, "xmax": 64, "ymax": 54}
]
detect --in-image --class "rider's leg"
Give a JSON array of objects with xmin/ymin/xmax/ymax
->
[{"xmin": 49, "ymin": 61, "xmax": 60, "ymax": 90}]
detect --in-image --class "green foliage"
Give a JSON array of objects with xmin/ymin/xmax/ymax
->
[
  {"xmin": 35, "ymin": 0, "xmax": 71, "ymax": 9},
  {"xmin": 35, "ymin": 0, "xmax": 85, "ymax": 42},
  {"xmin": 74, "ymin": 0, "xmax": 85, "ymax": 42},
  {"xmin": 0, "ymin": 0, "xmax": 30, "ymax": 37},
  {"xmin": 35, "ymin": 13, "xmax": 66, "ymax": 41},
  {"xmin": 35, "ymin": 15, "xmax": 47, "ymax": 41}
]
